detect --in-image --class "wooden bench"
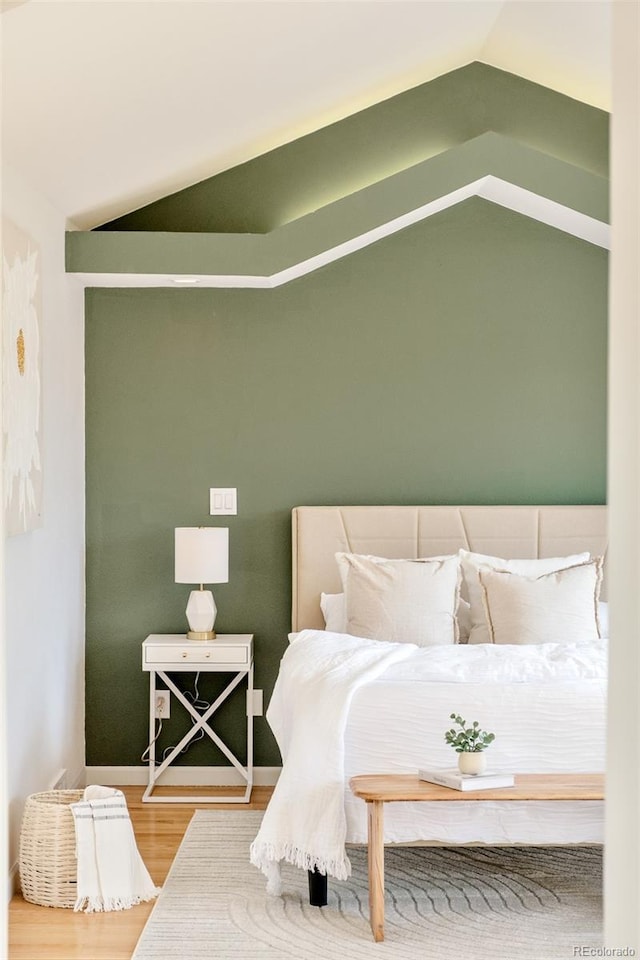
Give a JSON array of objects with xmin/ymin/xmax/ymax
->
[{"xmin": 349, "ymin": 772, "xmax": 604, "ymax": 942}]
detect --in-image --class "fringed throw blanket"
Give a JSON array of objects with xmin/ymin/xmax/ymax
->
[
  {"xmin": 70, "ymin": 785, "xmax": 161, "ymax": 912},
  {"xmin": 249, "ymin": 630, "xmax": 416, "ymax": 893}
]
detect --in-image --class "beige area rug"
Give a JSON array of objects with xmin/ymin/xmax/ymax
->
[{"xmin": 132, "ymin": 810, "xmax": 601, "ymax": 960}]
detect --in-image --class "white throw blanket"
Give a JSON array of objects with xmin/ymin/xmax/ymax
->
[
  {"xmin": 249, "ymin": 630, "xmax": 416, "ymax": 893},
  {"xmin": 70, "ymin": 785, "xmax": 161, "ymax": 912}
]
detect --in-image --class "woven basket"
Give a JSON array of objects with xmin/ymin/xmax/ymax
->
[{"xmin": 19, "ymin": 789, "xmax": 84, "ymax": 908}]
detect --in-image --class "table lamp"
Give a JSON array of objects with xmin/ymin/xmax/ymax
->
[{"xmin": 175, "ymin": 527, "xmax": 229, "ymax": 639}]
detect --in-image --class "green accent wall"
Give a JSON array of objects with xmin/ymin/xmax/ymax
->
[
  {"xmin": 85, "ymin": 198, "xmax": 607, "ymax": 767},
  {"xmin": 97, "ymin": 62, "xmax": 608, "ymax": 234}
]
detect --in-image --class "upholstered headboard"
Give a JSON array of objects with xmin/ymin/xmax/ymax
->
[{"xmin": 291, "ymin": 505, "xmax": 608, "ymax": 631}]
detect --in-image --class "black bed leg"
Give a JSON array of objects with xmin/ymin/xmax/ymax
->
[{"xmin": 308, "ymin": 868, "xmax": 328, "ymax": 907}]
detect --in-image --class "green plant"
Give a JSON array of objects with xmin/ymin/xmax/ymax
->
[{"xmin": 444, "ymin": 713, "xmax": 495, "ymax": 753}]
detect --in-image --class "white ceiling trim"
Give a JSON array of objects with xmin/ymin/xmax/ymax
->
[
  {"xmin": 69, "ymin": 175, "xmax": 610, "ymax": 291},
  {"xmin": 478, "ymin": 178, "xmax": 609, "ymax": 249}
]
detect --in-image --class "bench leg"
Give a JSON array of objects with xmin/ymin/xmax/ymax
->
[
  {"xmin": 367, "ymin": 800, "xmax": 385, "ymax": 942},
  {"xmin": 308, "ymin": 867, "xmax": 328, "ymax": 907}
]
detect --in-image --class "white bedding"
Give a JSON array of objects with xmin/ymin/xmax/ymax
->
[
  {"xmin": 361, "ymin": 638, "xmax": 608, "ymax": 684},
  {"xmin": 250, "ymin": 631, "xmax": 417, "ymax": 889},
  {"xmin": 255, "ymin": 630, "xmax": 606, "ymax": 888},
  {"xmin": 344, "ymin": 636, "xmax": 606, "ymax": 845},
  {"xmin": 344, "ymin": 673, "xmax": 606, "ymax": 845}
]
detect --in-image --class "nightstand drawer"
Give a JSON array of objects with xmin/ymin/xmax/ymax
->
[{"xmin": 144, "ymin": 644, "xmax": 249, "ymax": 666}]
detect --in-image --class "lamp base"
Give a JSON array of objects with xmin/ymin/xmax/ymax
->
[
  {"xmin": 185, "ymin": 589, "xmax": 217, "ymax": 640},
  {"xmin": 186, "ymin": 629, "xmax": 216, "ymax": 641}
]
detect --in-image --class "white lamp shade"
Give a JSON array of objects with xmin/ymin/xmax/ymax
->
[{"xmin": 175, "ymin": 527, "xmax": 229, "ymax": 584}]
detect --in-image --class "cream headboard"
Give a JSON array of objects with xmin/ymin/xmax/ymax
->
[{"xmin": 291, "ymin": 505, "xmax": 608, "ymax": 631}]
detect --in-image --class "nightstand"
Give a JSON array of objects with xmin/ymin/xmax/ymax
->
[{"xmin": 141, "ymin": 633, "xmax": 254, "ymax": 803}]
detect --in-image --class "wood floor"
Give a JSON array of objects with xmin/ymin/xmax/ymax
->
[{"xmin": 8, "ymin": 785, "xmax": 273, "ymax": 960}]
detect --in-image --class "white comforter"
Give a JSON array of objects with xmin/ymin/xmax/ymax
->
[
  {"xmin": 251, "ymin": 630, "xmax": 607, "ymax": 889},
  {"xmin": 371, "ymin": 635, "xmax": 607, "ymax": 683}
]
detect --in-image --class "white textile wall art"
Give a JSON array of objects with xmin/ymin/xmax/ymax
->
[{"xmin": 2, "ymin": 217, "xmax": 43, "ymax": 535}]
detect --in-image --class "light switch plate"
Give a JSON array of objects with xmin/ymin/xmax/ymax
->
[{"xmin": 209, "ymin": 488, "xmax": 237, "ymax": 515}]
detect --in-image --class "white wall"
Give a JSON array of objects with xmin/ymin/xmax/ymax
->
[
  {"xmin": 605, "ymin": 1, "xmax": 640, "ymax": 949},
  {"xmin": 1, "ymin": 164, "xmax": 86, "ymax": 882}
]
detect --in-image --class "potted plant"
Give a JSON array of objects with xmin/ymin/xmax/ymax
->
[{"xmin": 445, "ymin": 713, "xmax": 495, "ymax": 775}]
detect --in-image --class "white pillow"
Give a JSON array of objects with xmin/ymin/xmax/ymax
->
[
  {"xmin": 459, "ymin": 549, "xmax": 591, "ymax": 645},
  {"xmin": 478, "ymin": 558, "xmax": 603, "ymax": 645},
  {"xmin": 598, "ymin": 600, "xmax": 609, "ymax": 638},
  {"xmin": 320, "ymin": 592, "xmax": 347, "ymax": 633},
  {"xmin": 335, "ymin": 552, "xmax": 461, "ymax": 646},
  {"xmin": 321, "ymin": 590, "xmax": 472, "ymax": 641}
]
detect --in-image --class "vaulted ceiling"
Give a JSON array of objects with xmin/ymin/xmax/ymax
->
[{"xmin": 1, "ymin": 1, "xmax": 610, "ymax": 230}]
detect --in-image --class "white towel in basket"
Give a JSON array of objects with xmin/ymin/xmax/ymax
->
[{"xmin": 70, "ymin": 785, "xmax": 161, "ymax": 912}]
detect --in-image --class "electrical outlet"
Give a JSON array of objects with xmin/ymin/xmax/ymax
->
[
  {"xmin": 247, "ymin": 689, "xmax": 263, "ymax": 716},
  {"xmin": 155, "ymin": 691, "xmax": 170, "ymax": 719}
]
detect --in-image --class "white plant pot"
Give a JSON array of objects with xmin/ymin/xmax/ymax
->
[{"xmin": 458, "ymin": 752, "xmax": 487, "ymax": 776}]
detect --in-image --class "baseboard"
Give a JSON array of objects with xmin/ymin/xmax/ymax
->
[
  {"xmin": 49, "ymin": 764, "xmax": 85, "ymax": 791},
  {"xmin": 85, "ymin": 765, "xmax": 281, "ymax": 787}
]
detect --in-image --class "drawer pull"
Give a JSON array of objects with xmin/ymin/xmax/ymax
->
[
  {"xmin": 182, "ymin": 652, "xmax": 188, "ymax": 659},
  {"xmin": 205, "ymin": 652, "xmax": 211, "ymax": 659}
]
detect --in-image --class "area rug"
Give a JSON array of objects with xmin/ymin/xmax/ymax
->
[{"xmin": 132, "ymin": 810, "xmax": 602, "ymax": 960}]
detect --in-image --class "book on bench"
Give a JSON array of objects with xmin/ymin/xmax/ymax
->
[{"xmin": 418, "ymin": 767, "xmax": 515, "ymax": 791}]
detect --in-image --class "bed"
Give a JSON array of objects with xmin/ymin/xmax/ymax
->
[{"xmin": 251, "ymin": 505, "xmax": 608, "ymax": 897}]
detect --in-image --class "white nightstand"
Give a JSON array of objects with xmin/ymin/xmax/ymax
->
[{"xmin": 141, "ymin": 633, "xmax": 254, "ymax": 803}]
